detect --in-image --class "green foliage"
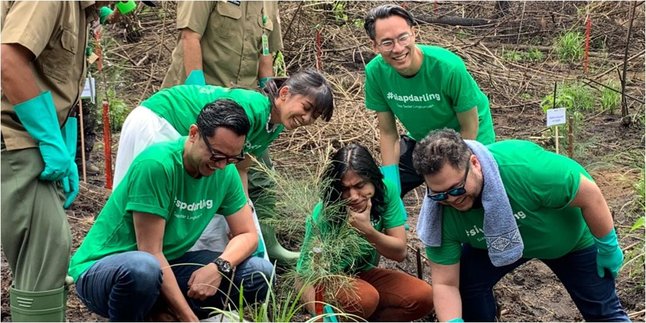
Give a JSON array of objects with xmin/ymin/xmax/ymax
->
[
  {"xmin": 540, "ymin": 82, "xmax": 595, "ymax": 113},
  {"xmin": 332, "ymin": 1, "xmax": 348, "ymax": 23},
  {"xmin": 98, "ymin": 88, "xmax": 131, "ymax": 133},
  {"xmin": 273, "ymin": 51, "xmax": 287, "ymax": 77},
  {"xmin": 501, "ymin": 48, "xmax": 545, "ymax": 63},
  {"xmin": 600, "ymin": 81, "xmax": 621, "ymax": 115},
  {"xmin": 554, "ymin": 31, "xmax": 584, "ymax": 63}
]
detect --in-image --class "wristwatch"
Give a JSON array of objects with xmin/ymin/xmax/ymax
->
[{"xmin": 213, "ymin": 257, "xmax": 233, "ymax": 276}]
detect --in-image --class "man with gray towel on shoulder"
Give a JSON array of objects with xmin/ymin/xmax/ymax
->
[{"xmin": 412, "ymin": 129, "xmax": 628, "ymax": 322}]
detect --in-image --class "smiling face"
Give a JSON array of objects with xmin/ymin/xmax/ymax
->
[
  {"xmin": 273, "ymin": 87, "xmax": 317, "ymax": 130},
  {"xmin": 340, "ymin": 170, "xmax": 375, "ymax": 213},
  {"xmin": 372, "ymin": 15, "xmax": 422, "ymax": 76},
  {"xmin": 185, "ymin": 125, "xmax": 245, "ymax": 178},
  {"xmin": 424, "ymin": 155, "xmax": 483, "ymax": 212}
]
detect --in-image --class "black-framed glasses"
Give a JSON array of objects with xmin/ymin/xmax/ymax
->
[
  {"xmin": 377, "ymin": 32, "xmax": 412, "ymax": 52},
  {"xmin": 199, "ymin": 130, "xmax": 245, "ymax": 165},
  {"xmin": 427, "ymin": 160, "xmax": 470, "ymax": 202}
]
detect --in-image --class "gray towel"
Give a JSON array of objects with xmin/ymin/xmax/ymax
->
[{"xmin": 416, "ymin": 140, "xmax": 524, "ymax": 267}]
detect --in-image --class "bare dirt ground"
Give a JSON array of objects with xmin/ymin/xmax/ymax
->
[{"xmin": 2, "ymin": 1, "xmax": 645, "ymax": 322}]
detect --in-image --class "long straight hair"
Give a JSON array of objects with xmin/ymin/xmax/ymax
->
[{"xmin": 320, "ymin": 143, "xmax": 386, "ymax": 226}]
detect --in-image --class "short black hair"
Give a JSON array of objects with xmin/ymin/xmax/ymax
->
[
  {"xmin": 364, "ymin": 4, "xmax": 416, "ymax": 41},
  {"xmin": 413, "ymin": 129, "xmax": 471, "ymax": 176},
  {"xmin": 264, "ymin": 69, "xmax": 335, "ymax": 122},
  {"xmin": 196, "ymin": 99, "xmax": 250, "ymax": 138},
  {"xmin": 321, "ymin": 143, "xmax": 386, "ymax": 224}
]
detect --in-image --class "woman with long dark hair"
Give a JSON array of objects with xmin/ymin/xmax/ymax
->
[{"xmin": 297, "ymin": 143, "xmax": 434, "ymax": 321}]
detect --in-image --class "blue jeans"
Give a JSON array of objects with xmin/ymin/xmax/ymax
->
[
  {"xmin": 75, "ymin": 250, "xmax": 273, "ymax": 321},
  {"xmin": 459, "ymin": 245, "xmax": 628, "ymax": 322}
]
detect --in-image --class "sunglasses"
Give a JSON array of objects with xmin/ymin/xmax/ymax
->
[
  {"xmin": 427, "ymin": 161, "xmax": 470, "ymax": 202},
  {"xmin": 199, "ymin": 130, "xmax": 245, "ymax": 165}
]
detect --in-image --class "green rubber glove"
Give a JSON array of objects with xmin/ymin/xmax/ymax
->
[
  {"xmin": 447, "ymin": 318, "xmax": 464, "ymax": 322},
  {"xmin": 14, "ymin": 91, "xmax": 71, "ymax": 181},
  {"xmin": 60, "ymin": 117, "xmax": 79, "ymax": 208},
  {"xmin": 380, "ymin": 164, "xmax": 401, "ymax": 194},
  {"xmin": 98, "ymin": 6, "xmax": 114, "ymax": 24},
  {"xmin": 115, "ymin": 0, "xmax": 136, "ymax": 15},
  {"xmin": 380, "ymin": 164, "xmax": 408, "ymax": 224},
  {"xmin": 258, "ymin": 77, "xmax": 271, "ymax": 89},
  {"xmin": 593, "ymin": 228, "xmax": 624, "ymax": 278},
  {"xmin": 185, "ymin": 70, "xmax": 206, "ymax": 86}
]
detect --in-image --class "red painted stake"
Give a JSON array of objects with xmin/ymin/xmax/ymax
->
[
  {"xmin": 102, "ymin": 100, "xmax": 113, "ymax": 189},
  {"xmin": 584, "ymin": 15, "xmax": 591, "ymax": 74},
  {"xmin": 315, "ymin": 285, "xmax": 324, "ymax": 318}
]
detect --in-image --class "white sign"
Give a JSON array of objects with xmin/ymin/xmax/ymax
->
[
  {"xmin": 546, "ymin": 108, "xmax": 566, "ymax": 127},
  {"xmin": 81, "ymin": 77, "xmax": 96, "ymax": 103}
]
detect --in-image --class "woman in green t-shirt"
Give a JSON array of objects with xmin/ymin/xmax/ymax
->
[
  {"xmin": 113, "ymin": 69, "xmax": 335, "ymax": 261},
  {"xmin": 296, "ymin": 143, "xmax": 433, "ymax": 321}
]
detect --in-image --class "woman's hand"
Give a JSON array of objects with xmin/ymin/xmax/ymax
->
[{"xmin": 348, "ymin": 199, "xmax": 373, "ymax": 235}]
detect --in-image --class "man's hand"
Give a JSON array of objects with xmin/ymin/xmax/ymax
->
[
  {"xmin": 187, "ymin": 263, "xmax": 222, "ymax": 301},
  {"xmin": 348, "ymin": 199, "xmax": 373, "ymax": 235}
]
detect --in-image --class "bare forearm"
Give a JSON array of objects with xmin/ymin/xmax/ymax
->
[
  {"xmin": 1, "ymin": 45, "xmax": 40, "ymax": 104},
  {"xmin": 457, "ymin": 107, "xmax": 479, "ymax": 140},
  {"xmin": 220, "ymin": 232, "xmax": 257, "ymax": 266},
  {"xmin": 181, "ymin": 33, "xmax": 203, "ymax": 75},
  {"xmin": 379, "ymin": 131, "xmax": 400, "ymax": 166},
  {"xmin": 433, "ymin": 283, "xmax": 462, "ymax": 321},
  {"xmin": 363, "ymin": 229, "xmax": 406, "ymax": 261},
  {"xmin": 153, "ymin": 253, "xmax": 196, "ymax": 320},
  {"xmin": 257, "ymin": 54, "xmax": 274, "ymax": 79}
]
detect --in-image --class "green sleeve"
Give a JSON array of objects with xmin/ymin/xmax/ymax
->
[
  {"xmin": 364, "ymin": 61, "xmax": 390, "ymax": 112},
  {"xmin": 524, "ymin": 150, "xmax": 590, "ymax": 209},
  {"xmin": 124, "ymin": 160, "xmax": 173, "ymax": 219},
  {"xmin": 382, "ymin": 179, "xmax": 406, "ymax": 229},
  {"xmin": 424, "ymin": 212, "xmax": 463, "ymax": 265},
  {"xmin": 217, "ymin": 166, "xmax": 249, "ymax": 216},
  {"xmin": 446, "ymin": 60, "xmax": 483, "ymax": 113}
]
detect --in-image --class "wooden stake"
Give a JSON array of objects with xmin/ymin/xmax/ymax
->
[
  {"xmin": 102, "ymin": 100, "xmax": 113, "ymax": 189},
  {"xmin": 78, "ymin": 100, "xmax": 87, "ymax": 182},
  {"xmin": 620, "ymin": 2, "xmax": 637, "ymax": 118},
  {"xmin": 554, "ymin": 126, "xmax": 559, "ymax": 154},
  {"xmin": 568, "ymin": 116, "xmax": 574, "ymax": 158}
]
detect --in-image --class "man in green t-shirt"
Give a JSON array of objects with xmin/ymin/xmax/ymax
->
[
  {"xmin": 69, "ymin": 100, "xmax": 272, "ymax": 321},
  {"xmin": 363, "ymin": 4, "xmax": 495, "ymax": 199},
  {"xmin": 411, "ymin": 129, "xmax": 628, "ymax": 322}
]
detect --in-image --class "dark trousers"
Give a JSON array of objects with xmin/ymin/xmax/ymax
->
[
  {"xmin": 75, "ymin": 99, "xmax": 97, "ymax": 165},
  {"xmin": 398, "ymin": 135, "xmax": 425, "ymax": 198},
  {"xmin": 459, "ymin": 245, "xmax": 629, "ymax": 322}
]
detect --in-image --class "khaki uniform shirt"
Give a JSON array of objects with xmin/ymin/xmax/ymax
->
[
  {"xmin": 162, "ymin": 1, "xmax": 283, "ymax": 88},
  {"xmin": 1, "ymin": 1, "xmax": 93, "ymax": 150}
]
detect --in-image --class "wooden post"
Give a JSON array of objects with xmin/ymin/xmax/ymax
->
[
  {"xmin": 568, "ymin": 116, "xmax": 574, "ymax": 158},
  {"xmin": 583, "ymin": 14, "xmax": 591, "ymax": 74},
  {"xmin": 102, "ymin": 100, "xmax": 113, "ymax": 189},
  {"xmin": 621, "ymin": 2, "xmax": 637, "ymax": 118}
]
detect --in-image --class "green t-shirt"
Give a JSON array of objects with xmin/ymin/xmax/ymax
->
[
  {"xmin": 365, "ymin": 45, "xmax": 495, "ymax": 144},
  {"xmin": 426, "ymin": 140, "xmax": 595, "ymax": 265},
  {"xmin": 142, "ymin": 85, "xmax": 284, "ymax": 157},
  {"xmin": 68, "ymin": 137, "xmax": 248, "ymax": 281},
  {"xmin": 297, "ymin": 179, "xmax": 406, "ymax": 275}
]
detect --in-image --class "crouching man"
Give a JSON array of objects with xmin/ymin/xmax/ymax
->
[
  {"xmin": 69, "ymin": 100, "xmax": 272, "ymax": 321},
  {"xmin": 413, "ymin": 129, "xmax": 628, "ymax": 322}
]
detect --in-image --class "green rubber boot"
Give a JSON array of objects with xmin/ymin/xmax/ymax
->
[
  {"xmin": 260, "ymin": 222, "xmax": 300, "ymax": 266},
  {"xmin": 10, "ymin": 286, "xmax": 66, "ymax": 322}
]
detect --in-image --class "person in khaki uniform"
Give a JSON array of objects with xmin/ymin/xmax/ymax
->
[
  {"xmin": 162, "ymin": 0, "xmax": 283, "ymax": 88},
  {"xmin": 161, "ymin": 1, "xmax": 298, "ymax": 265},
  {"xmin": 1, "ymin": 1, "xmax": 95, "ymax": 321}
]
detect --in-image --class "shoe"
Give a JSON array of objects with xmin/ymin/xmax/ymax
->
[{"xmin": 84, "ymin": 162, "xmax": 101, "ymax": 175}]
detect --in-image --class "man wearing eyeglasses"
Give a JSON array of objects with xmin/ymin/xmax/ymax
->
[
  {"xmin": 411, "ymin": 129, "xmax": 628, "ymax": 322},
  {"xmin": 69, "ymin": 100, "xmax": 273, "ymax": 321},
  {"xmin": 363, "ymin": 4, "xmax": 496, "ymax": 200}
]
